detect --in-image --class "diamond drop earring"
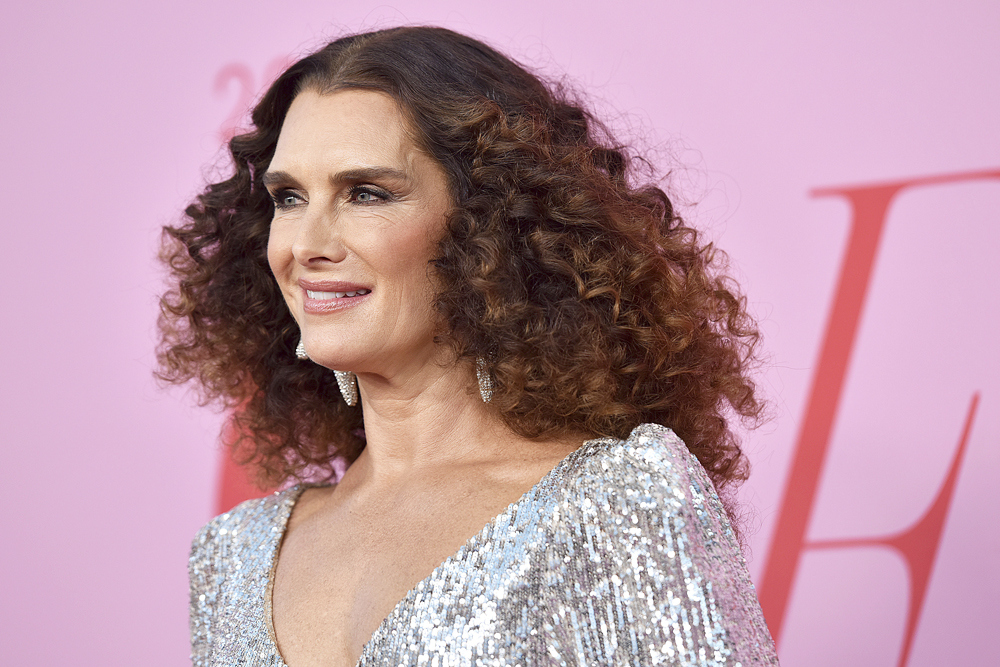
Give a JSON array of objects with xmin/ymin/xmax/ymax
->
[
  {"xmin": 335, "ymin": 370, "xmax": 359, "ymax": 406},
  {"xmin": 476, "ymin": 357, "xmax": 494, "ymax": 403},
  {"xmin": 295, "ymin": 338, "xmax": 309, "ymax": 360}
]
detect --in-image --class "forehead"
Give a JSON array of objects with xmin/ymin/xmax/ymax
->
[{"xmin": 271, "ymin": 89, "xmax": 419, "ymax": 171}]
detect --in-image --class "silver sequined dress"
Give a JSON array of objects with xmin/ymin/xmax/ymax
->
[{"xmin": 189, "ymin": 423, "xmax": 778, "ymax": 666}]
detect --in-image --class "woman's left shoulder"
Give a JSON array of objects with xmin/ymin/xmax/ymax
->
[
  {"xmin": 613, "ymin": 422, "xmax": 707, "ymax": 478},
  {"xmin": 535, "ymin": 423, "xmax": 779, "ymax": 665},
  {"xmin": 547, "ymin": 422, "xmax": 748, "ymax": 576},
  {"xmin": 569, "ymin": 423, "xmax": 730, "ymax": 528}
]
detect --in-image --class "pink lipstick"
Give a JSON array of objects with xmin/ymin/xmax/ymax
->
[{"xmin": 299, "ymin": 279, "xmax": 373, "ymax": 315}]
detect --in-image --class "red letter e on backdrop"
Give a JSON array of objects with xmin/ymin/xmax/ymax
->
[{"xmin": 759, "ymin": 168, "xmax": 1000, "ymax": 666}]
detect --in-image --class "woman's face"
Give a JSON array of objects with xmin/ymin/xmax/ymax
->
[{"xmin": 266, "ymin": 89, "xmax": 453, "ymax": 377}]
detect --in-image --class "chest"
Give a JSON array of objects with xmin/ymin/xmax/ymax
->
[{"xmin": 269, "ymin": 485, "xmax": 534, "ymax": 667}]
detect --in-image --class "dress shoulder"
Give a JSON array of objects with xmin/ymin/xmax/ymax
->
[
  {"xmin": 188, "ymin": 487, "xmax": 304, "ymax": 667},
  {"xmin": 538, "ymin": 423, "xmax": 778, "ymax": 666}
]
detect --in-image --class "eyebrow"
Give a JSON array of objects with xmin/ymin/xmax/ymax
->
[{"xmin": 262, "ymin": 167, "xmax": 409, "ymax": 187}]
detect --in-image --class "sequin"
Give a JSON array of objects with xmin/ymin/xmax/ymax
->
[{"xmin": 189, "ymin": 423, "xmax": 779, "ymax": 665}]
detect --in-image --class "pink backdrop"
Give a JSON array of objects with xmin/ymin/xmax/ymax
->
[{"xmin": 1, "ymin": 1, "xmax": 997, "ymax": 664}]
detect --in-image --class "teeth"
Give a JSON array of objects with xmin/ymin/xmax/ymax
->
[{"xmin": 306, "ymin": 289, "xmax": 371, "ymax": 300}]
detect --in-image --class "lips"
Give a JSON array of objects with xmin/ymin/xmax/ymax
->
[{"xmin": 299, "ymin": 279, "xmax": 373, "ymax": 314}]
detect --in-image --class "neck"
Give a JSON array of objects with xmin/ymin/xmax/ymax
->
[{"xmin": 350, "ymin": 357, "xmax": 514, "ymax": 476}]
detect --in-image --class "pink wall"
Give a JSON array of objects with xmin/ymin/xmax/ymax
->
[{"xmin": 1, "ymin": 1, "xmax": 996, "ymax": 664}]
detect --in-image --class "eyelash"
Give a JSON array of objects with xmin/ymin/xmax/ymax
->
[
  {"xmin": 348, "ymin": 184, "xmax": 392, "ymax": 204},
  {"xmin": 268, "ymin": 185, "xmax": 393, "ymax": 211},
  {"xmin": 270, "ymin": 190, "xmax": 303, "ymax": 211}
]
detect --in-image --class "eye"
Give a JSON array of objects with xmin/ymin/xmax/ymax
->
[
  {"xmin": 349, "ymin": 185, "xmax": 392, "ymax": 204},
  {"xmin": 269, "ymin": 189, "xmax": 305, "ymax": 211}
]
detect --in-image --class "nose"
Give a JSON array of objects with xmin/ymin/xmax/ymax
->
[{"xmin": 291, "ymin": 204, "xmax": 348, "ymax": 267}]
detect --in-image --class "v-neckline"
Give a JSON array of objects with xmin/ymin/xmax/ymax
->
[{"xmin": 263, "ymin": 436, "xmax": 605, "ymax": 667}]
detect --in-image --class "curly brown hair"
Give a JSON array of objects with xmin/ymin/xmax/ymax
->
[{"xmin": 158, "ymin": 26, "xmax": 763, "ymax": 515}]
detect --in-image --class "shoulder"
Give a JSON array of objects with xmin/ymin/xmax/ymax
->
[
  {"xmin": 553, "ymin": 423, "xmax": 739, "ymax": 553},
  {"xmin": 535, "ymin": 423, "xmax": 777, "ymax": 664},
  {"xmin": 188, "ymin": 486, "xmax": 310, "ymax": 664},
  {"xmin": 600, "ymin": 422, "xmax": 711, "ymax": 486},
  {"xmin": 566, "ymin": 423, "xmax": 730, "ymax": 528},
  {"xmin": 189, "ymin": 485, "xmax": 306, "ymax": 568}
]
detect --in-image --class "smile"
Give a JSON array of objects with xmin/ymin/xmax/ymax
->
[
  {"xmin": 299, "ymin": 279, "xmax": 373, "ymax": 315},
  {"xmin": 305, "ymin": 289, "xmax": 372, "ymax": 300}
]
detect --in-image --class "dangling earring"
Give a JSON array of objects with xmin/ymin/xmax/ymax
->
[
  {"xmin": 335, "ymin": 370, "xmax": 359, "ymax": 406},
  {"xmin": 476, "ymin": 357, "xmax": 494, "ymax": 403},
  {"xmin": 295, "ymin": 338, "xmax": 309, "ymax": 360}
]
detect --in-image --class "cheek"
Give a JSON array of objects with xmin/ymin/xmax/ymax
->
[{"xmin": 385, "ymin": 230, "xmax": 439, "ymax": 289}]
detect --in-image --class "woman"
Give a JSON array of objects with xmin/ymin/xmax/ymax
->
[{"xmin": 159, "ymin": 26, "xmax": 778, "ymax": 666}]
